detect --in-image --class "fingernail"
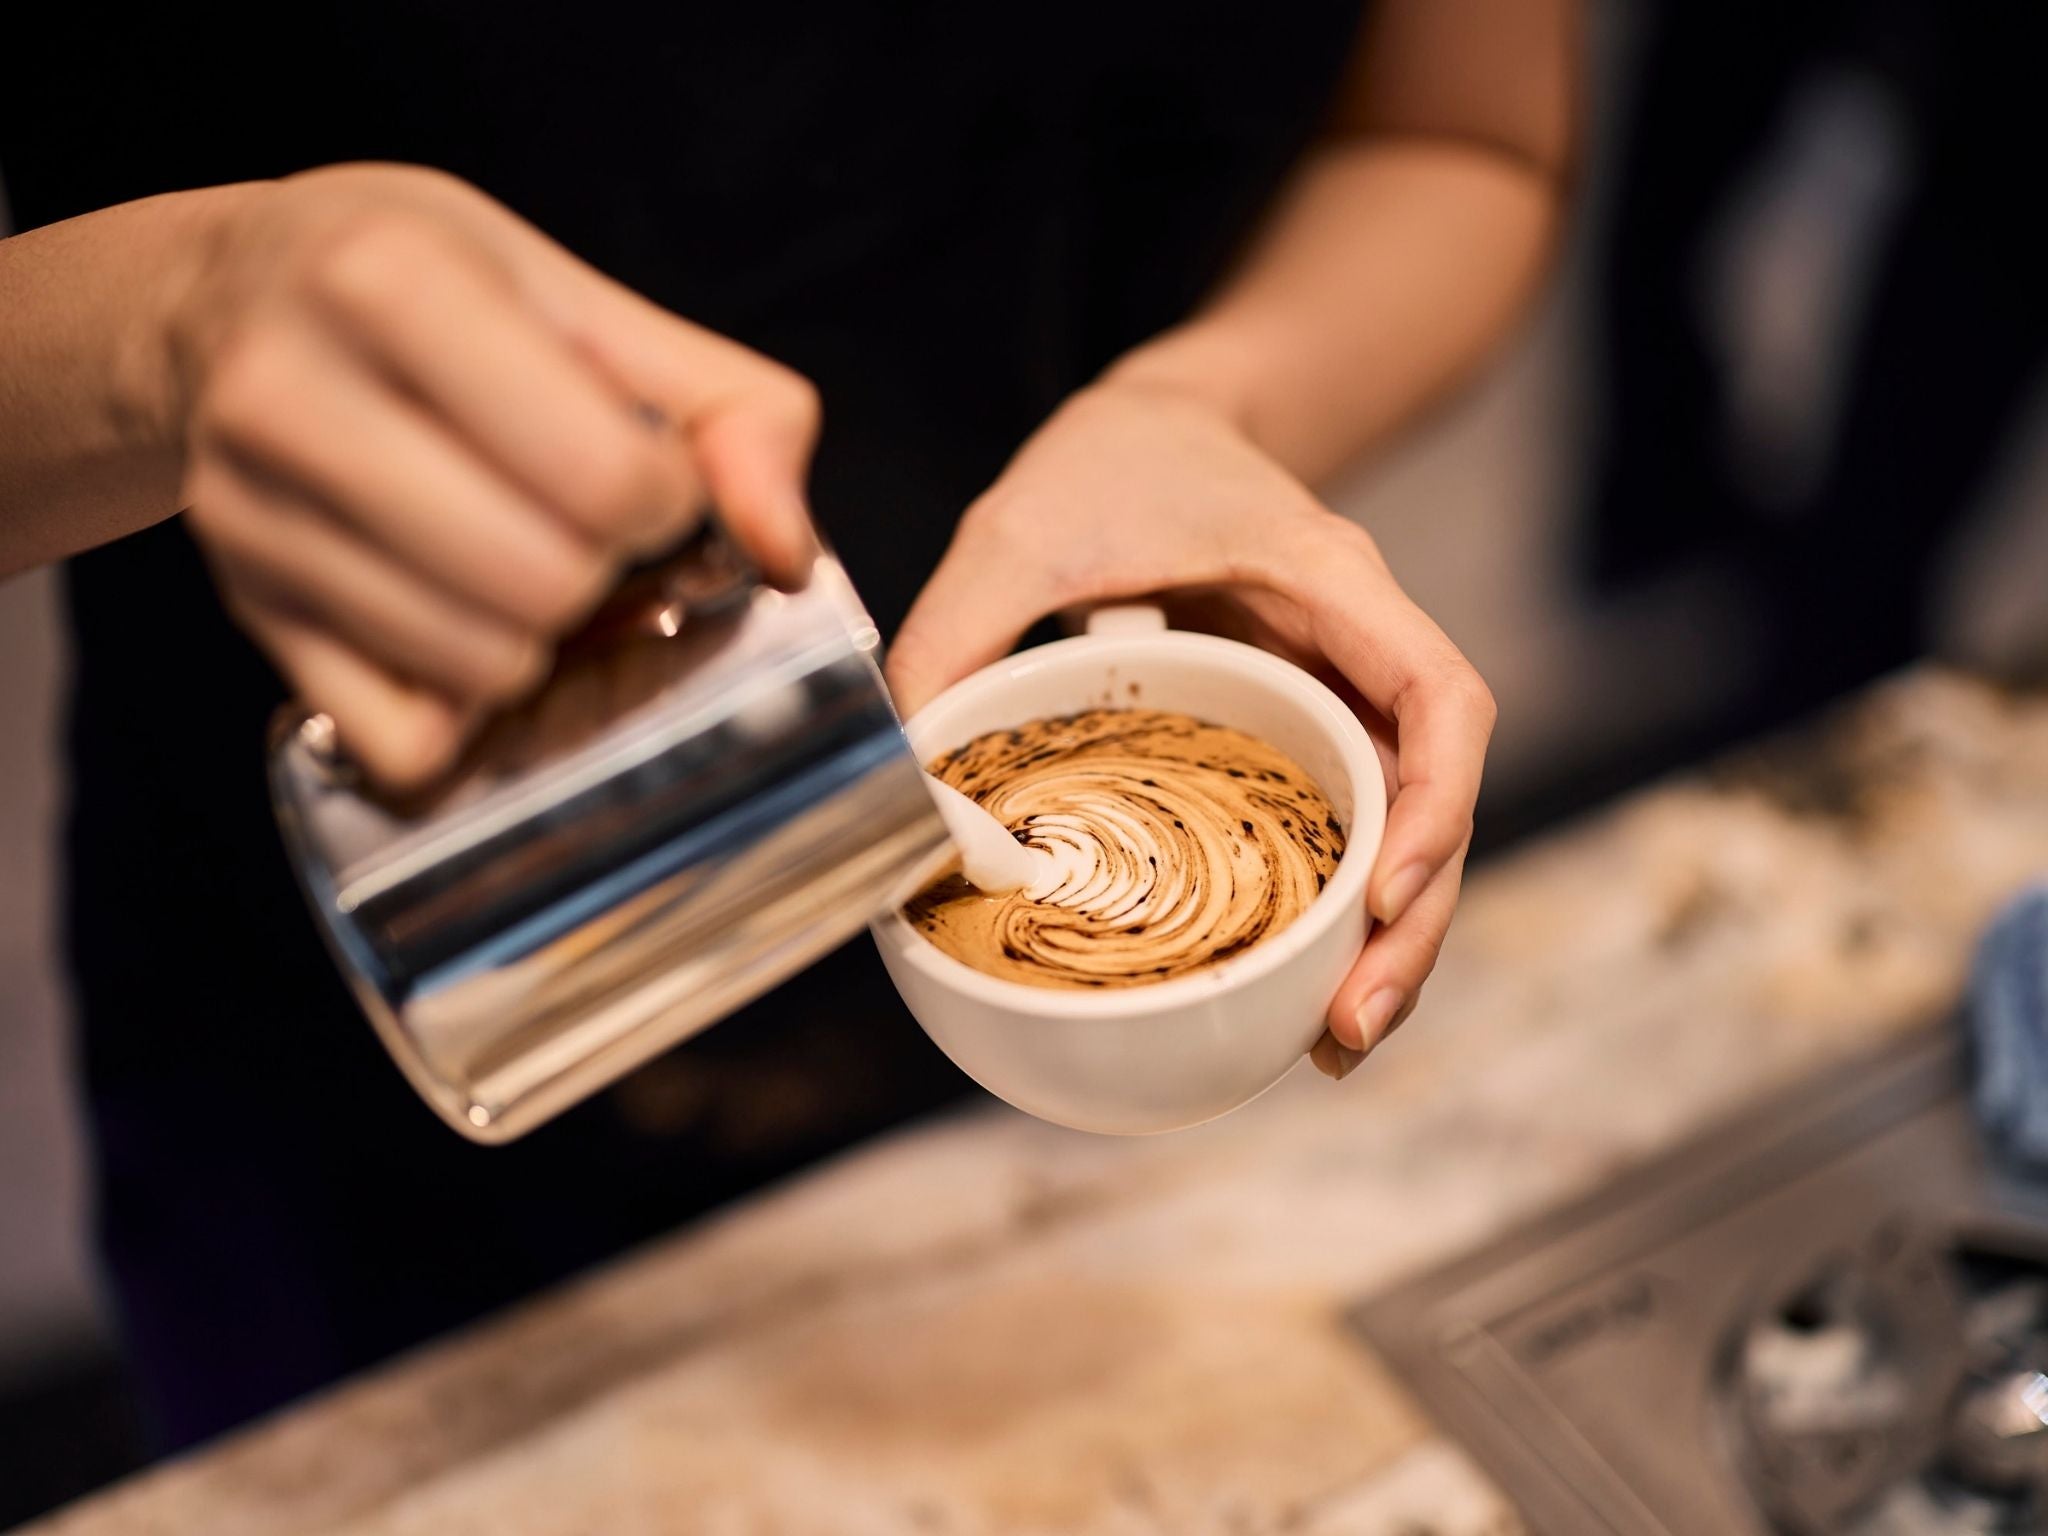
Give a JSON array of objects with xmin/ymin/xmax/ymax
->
[
  {"xmin": 1356, "ymin": 987, "xmax": 1403, "ymax": 1048},
  {"xmin": 1331, "ymin": 1045, "xmax": 1367, "ymax": 1081},
  {"xmin": 1386, "ymin": 995, "xmax": 1421, "ymax": 1039},
  {"xmin": 1374, "ymin": 863, "xmax": 1427, "ymax": 924}
]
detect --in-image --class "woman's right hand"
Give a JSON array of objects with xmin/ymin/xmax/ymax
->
[{"xmin": 161, "ymin": 164, "xmax": 821, "ymax": 787}]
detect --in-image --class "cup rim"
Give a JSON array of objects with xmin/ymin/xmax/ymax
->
[{"xmin": 871, "ymin": 629, "xmax": 1385, "ymax": 1018}]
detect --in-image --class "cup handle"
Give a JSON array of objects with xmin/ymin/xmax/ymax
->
[{"xmin": 1083, "ymin": 603, "xmax": 1168, "ymax": 637}]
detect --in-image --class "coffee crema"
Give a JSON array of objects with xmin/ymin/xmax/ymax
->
[{"xmin": 904, "ymin": 708, "xmax": 1345, "ymax": 989}]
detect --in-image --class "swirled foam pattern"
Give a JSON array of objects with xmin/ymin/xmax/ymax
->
[{"xmin": 905, "ymin": 709, "xmax": 1346, "ymax": 989}]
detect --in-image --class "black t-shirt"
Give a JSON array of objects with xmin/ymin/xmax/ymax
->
[{"xmin": 3, "ymin": 2, "xmax": 1359, "ymax": 1447}]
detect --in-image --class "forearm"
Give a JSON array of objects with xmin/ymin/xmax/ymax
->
[
  {"xmin": 0, "ymin": 185, "xmax": 252, "ymax": 575},
  {"xmin": 1106, "ymin": 134, "xmax": 1564, "ymax": 488}
]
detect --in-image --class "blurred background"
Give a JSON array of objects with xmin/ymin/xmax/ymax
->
[{"xmin": 2, "ymin": 0, "xmax": 2043, "ymax": 1522}]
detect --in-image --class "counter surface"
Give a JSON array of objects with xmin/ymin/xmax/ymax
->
[{"xmin": 28, "ymin": 671, "xmax": 2048, "ymax": 1536}]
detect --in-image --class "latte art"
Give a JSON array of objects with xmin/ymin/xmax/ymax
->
[{"xmin": 905, "ymin": 709, "xmax": 1346, "ymax": 988}]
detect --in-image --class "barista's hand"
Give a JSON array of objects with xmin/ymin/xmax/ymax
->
[
  {"xmin": 887, "ymin": 380, "xmax": 1493, "ymax": 1071},
  {"xmin": 164, "ymin": 164, "xmax": 820, "ymax": 787}
]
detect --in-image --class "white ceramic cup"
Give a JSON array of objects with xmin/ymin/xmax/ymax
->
[{"xmin": 870, "ymin": 608, "xmax": 1385, "ymax": 1134}]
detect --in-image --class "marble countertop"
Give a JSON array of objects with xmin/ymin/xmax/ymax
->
[{"xmin": 26, "ymin": 670, "xmax": 2048, "ymax": 1536}]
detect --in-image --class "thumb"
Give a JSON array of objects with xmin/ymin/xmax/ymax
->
[{"xmin": 886, "ymin": 521, "xmax": 1051, "ymax": 717}]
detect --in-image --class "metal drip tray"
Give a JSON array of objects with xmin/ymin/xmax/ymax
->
[{"xmin": 1350, "ymin": 1034, "xmax": 2048, "ymax": 1535}]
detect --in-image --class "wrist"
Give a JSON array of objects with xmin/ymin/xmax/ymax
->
[
  {"xmin": 116, "ymin": 183, "xmax": 267, "ymax": 456},
  {"xmin": 1096, "ymin": 324, "xmax": 1271, "ymax": 448}
]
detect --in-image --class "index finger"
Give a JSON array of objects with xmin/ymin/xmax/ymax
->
[
  {"xmin": 1278, "ymin": 524, "xmax": 1495, "ymax": 925},
  {"xmin": 518, "ymin": 248, "xmax": 823, "ymax": 587}
]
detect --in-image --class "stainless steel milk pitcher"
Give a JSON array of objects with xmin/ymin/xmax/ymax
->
[{"xmin": 269, "ymin": 530, "xmax": 949, "ymax": 1143}]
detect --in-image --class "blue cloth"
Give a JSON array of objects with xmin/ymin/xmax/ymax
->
[{"xmin": 1970, "ymin": 883, "xmax": 2048, "ymax": 1175}]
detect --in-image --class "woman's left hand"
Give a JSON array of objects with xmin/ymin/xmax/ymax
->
[{"xmin": 886, "ymin": 380, "xmax": 1495, "ymax": 1075}]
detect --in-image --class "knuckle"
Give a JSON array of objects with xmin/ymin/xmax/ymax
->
[
  {"xmin": 959, "ymin": 493, "xmax": 1077, "ymax": 606},
  {"xmin": 477, "ymin": 634, "xmax": 551, "ymax": 703},
  {"xmin": 949, "ymin": 499, "xmax": 1036, "ymax": 592},
  {"xmin": 376, "ymin": 738, "xmax": 450, "ymax": 792},
  {"xmin": 180, "ymin": 469, "xmax": 232, "ymax": 538},
  {"xmin": 1463, "ymin": 669, "xmax": 1500, "ymax": 731},
  {"xmin": 202, "ymin": 326, "xmax": 298, "ymax": 442},
  {"xmin": 958, "ymin": 488, "xmax": 1028, "ymax": 554},
  {"xmin": 367, "ymin": 703, "xmax": 463, "ymax": 790},
  {"xmin": 183, "ymin": 497, "xmax": 246, "ymax": 564},
  {"xmin": 1408, "ymin": 924, "xmax": 1449, "ymax": 981},
  {"xmin": 1382, "ymin": 893, "xmax": 1453, "ymax": 973},
  {"xmin": 566, "ymin": 444, "xmax": 661, "ymax": 538},
  {"xmin": 1452, "ymin": 812, "xmax": 1478, "ymax": 855},
  {"xmin": 1330, "ymin": 510, "xmax": 1385, "ymax": 558},
  {"xmin": 381, "ymin": 162, "xmax": 471, "ymax": 199},
  {"xmin": 310, "ymin": 210, "xmax": 439, "ymax": 315},
  {"xmin": 625, "ymin": 498, "xmax": 705, "ymax": 559},
  {"xmin": 723, "ymin": 355, "xmax": 821, "ymax": 442},
  {"xmin": 212, "ymin": 576, "xmax": 267, "ymax": 632},
  {"xmin": 1434, "ymin": 654, "xmax": 1497, "ymax": 729},
  {"xmin": 526, "ymin": 550, "xmax": 610, "ymax": 631},
  {"xmin": 772, "ymin": 368, "xmax": 823, "ymax": 436},
  {"xmin": 1308, "ymin": 510, "xmax": 1387, "ymax": 572}
]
